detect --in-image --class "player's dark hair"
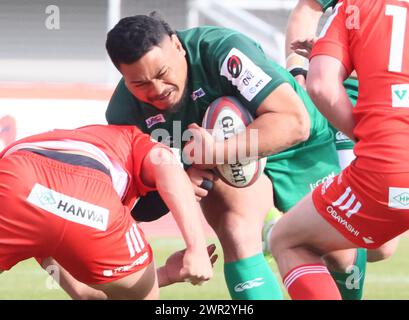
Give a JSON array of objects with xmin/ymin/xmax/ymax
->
[{"xmin": 106, "ymin": 12, "xmax": 175, "ymax": 69}]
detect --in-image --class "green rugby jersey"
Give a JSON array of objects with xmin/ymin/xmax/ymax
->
[
  {"xmin": 330, "ymin": 78, "xmax": 358, "ymax": 150},
  {"xmin": 316, "ymin": 0, "xmax": 338, "ymax": 11},
  {"xmin": 106, "ymin": 26, "xmax": 329, "ymax": 155}
]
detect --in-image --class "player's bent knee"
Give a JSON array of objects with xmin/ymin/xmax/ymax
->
[
  {"xmin": 323, "ymin": 249, "xmax": 357, "ymax": 273},
  {"xmin": 269, "ymin": 227, "xmax": 288, "ymax": 260},
  {"xmin": 216, "ymin": 218, "xmax": 260, "ymax": 245},
  {"xmin": 212, "ymin": 214, "xmax": 265, "ymax": 261}
]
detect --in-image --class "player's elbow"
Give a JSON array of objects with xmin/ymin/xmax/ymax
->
[
  {"xmin": 306, "ymin": 76, "xmax": 324, "ymax": 102},
  {"xmin": 151, "ymin": 147, "xmax": 179, "ymax": 168},
  {"xmin": 306, "ymin": 76, "xmax": 336, "ymax": 109}
]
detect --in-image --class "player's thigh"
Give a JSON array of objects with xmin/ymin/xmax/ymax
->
[
  {"xmin": 90, "ymin": 260, "xmax": 158, "ymax": 300},
  {"xmin": 201, "ymin": 173, "xmax": 273, "ymax": 229},
  {"xmin": 270, "ymin": 192, "xmax": 357, "ymax": 256},
  {"xmin": 367, "ymin": 236, "xmax": 400, "ymax": 262}
]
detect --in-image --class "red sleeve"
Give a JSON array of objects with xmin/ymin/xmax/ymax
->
[
  {"xmin": 311, "ymin": 2, "xmax": 353, "ymax": 74},
  {"xmin": 131, "ymin": 131, "xmax": 170, "ymax": 196}
]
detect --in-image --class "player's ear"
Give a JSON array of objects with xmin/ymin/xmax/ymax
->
[{"xmin": 171, "ymin": 34, "xmax": 185, "ymax": 55}]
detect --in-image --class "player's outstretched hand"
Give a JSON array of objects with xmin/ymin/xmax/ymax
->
[
  {"xmin": 290, "ymin": 37, "xmax": 317, "ymax": 58},
  {"xmin": 163, "ymin": 244, "xmax": 217, "ymax": 286}
]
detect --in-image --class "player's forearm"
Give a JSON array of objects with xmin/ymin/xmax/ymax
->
[
  {"xmin": 286, "ymin": 0, "xmax": 323, "ymax": 64},
  {"xmin": 153, "ymin": 151, "xmax": 207, "ymax": 250},
  {"xmin": 307, "ymin": 79, "xmax": 355, "ymax": 141},
  {"xmin": 216, "ymin": 111, "xmax": 310, "ymax": 163},
  {"xmin": 307, "ymin": 56, "xmax": 356, "ymax": 140},
  {"xmin": 252, "ymin": 111, "xmax": 310, "ymax": 157}
]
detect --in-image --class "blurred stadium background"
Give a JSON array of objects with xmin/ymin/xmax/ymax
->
[
  {"xmin": 0, "ymin": 0, "xmax": 408, "ymax": 300},
  {"xmin": 0, "ymin": 0, "xmax": 300, "ymax": 143},
  {"xmin": 0, "ymin": 0, "xmax": 298, "ymax": 85}
]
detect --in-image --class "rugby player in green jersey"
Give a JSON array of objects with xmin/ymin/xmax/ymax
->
[{"xmin": 102, "ymin": 12, "xmax": 352, "ymax": 300}]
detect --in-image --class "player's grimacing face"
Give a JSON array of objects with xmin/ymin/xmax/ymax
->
[{"xmin": 120, "ymin": 35, "xmax": 188, "ymax": 111}]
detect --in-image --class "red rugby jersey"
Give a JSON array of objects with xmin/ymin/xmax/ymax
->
[
  {"xmin": 0, "ymin": 124, "xmax": 160, "ymax": 208},
  {"xmin": 312, "ymin": 0, "xmax": 409, "ymax": 172}
]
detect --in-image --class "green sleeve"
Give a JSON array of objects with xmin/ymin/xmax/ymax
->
[
  {"xmin": 211, "ymin": 33, "xmax": 288, "ymax": 115},
  {"xmin": 316, "ymin": 0, "xmax": 338, "ymax": 11}
]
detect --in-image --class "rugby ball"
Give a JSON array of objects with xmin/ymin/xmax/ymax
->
[{"xmin": 202, "ymin": 96, "xmax": 266, "ymax": 188}]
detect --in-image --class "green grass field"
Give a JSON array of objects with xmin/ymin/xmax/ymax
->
[{"xmin": 1, "ymin": 236, "xmax": 409, "ymax": 300}]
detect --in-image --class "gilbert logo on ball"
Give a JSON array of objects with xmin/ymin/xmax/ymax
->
[{"xmin": 202, "ymin": 96, "xmax": 266, "ymax": 188}]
